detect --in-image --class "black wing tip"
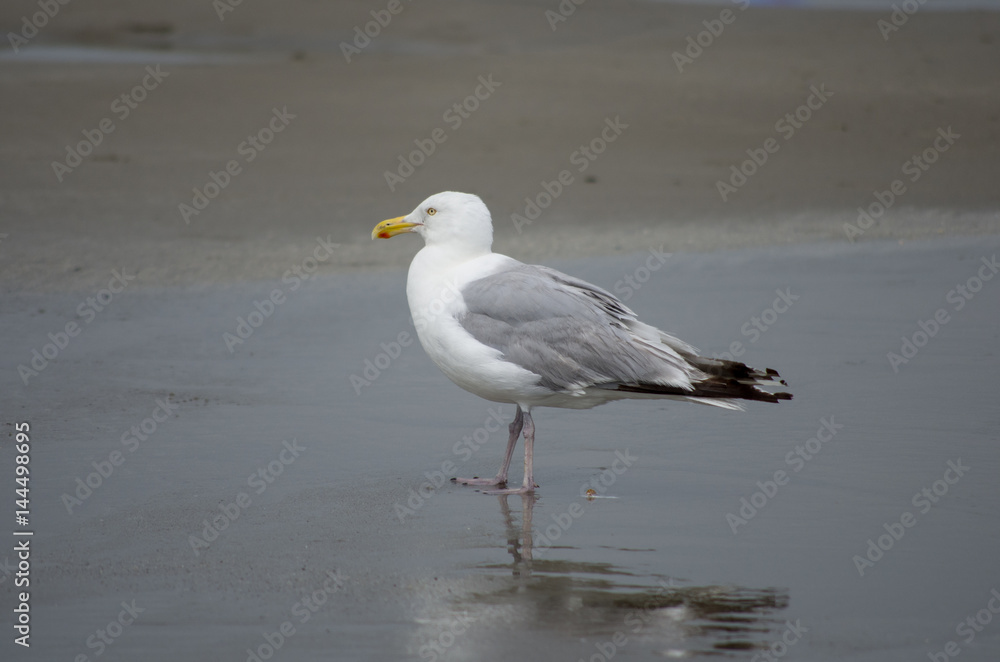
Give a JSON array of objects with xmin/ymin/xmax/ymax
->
[
  {"xmin": 753, "ymin": 388, "xmax": 793, "ymax": 404},
  {"xmin": 616, "ymin": 382, "xmax": 793, "ymax": 404},
  {"xmin": 764, "ymin": 368, "xmax": 789, "ymax": 387}
]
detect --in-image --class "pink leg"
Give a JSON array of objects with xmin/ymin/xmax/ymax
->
[
  {"xmin": 452, "ymin": 406, "xmax": 524, "ymax": 487},
  {"xmin": 485, "ymin": 409, "xmax": 538, "ymax": 495}
]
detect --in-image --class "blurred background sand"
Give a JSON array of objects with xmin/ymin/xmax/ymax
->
[{"xmin": 2, "ymin": 0, "xmax": 998, "ymax": 292}]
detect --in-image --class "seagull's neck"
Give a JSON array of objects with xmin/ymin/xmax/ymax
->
[{"xmin": 411, "ymin": 242, "xmax": 492, "ymax": 278}]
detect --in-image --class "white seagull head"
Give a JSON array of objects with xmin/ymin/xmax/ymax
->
[{"xmin": 372, "ymin": 191, "xmax": 494, "ymax": 254}]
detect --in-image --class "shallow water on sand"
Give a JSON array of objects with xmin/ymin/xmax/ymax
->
[{"xmin": 1, "ymin": 236, "xmax": 998, "ymax": 660}]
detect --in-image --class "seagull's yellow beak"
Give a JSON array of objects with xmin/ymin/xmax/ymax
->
[{"xmin": 372, "ymin": 216, "xmax": 421, "ymax": 240}]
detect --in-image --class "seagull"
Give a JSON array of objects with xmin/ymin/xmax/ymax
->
[{"xmin": 372, "ymin": 192, "xmax": 791, "ymax": 495}]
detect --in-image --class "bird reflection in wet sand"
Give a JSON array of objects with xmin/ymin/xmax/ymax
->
[
  {"xmin": 498, "ymin": 493, "xmax": 537, "ymax": 573},
  {"xmin": 425, "ymin": 494, "xmax": 793, "ymax": 658}
]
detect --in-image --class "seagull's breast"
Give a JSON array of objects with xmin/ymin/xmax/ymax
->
[{"xmin": 405, "ymin": 249, "xmax": 546, "ymax": 404}]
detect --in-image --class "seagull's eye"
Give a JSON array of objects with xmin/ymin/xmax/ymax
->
[{"xmin": 426, "ymin": 207, "xmax": 437, "ymax": 216}]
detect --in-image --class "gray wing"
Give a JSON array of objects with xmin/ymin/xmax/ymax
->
[{"xmin": 458, "ymin": 263, "xmax": 700, "ymax": 393}]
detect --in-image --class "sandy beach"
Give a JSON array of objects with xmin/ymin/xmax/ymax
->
[
  {"xmin": 1, "ymin": 0, "xmax": 999, "ymax": 292},
  {"xmin": 2, "ymin": 1, "xmax": 999, "ymax": 660}
]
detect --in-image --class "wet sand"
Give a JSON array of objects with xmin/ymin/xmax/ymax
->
[
  {"xmin": 3, "ymin": 236, "xmax": 1000, "ymax": 660},
  {"xmin": 2, "ymin": 0, "xmax": 1000, "ymax": 660}
]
